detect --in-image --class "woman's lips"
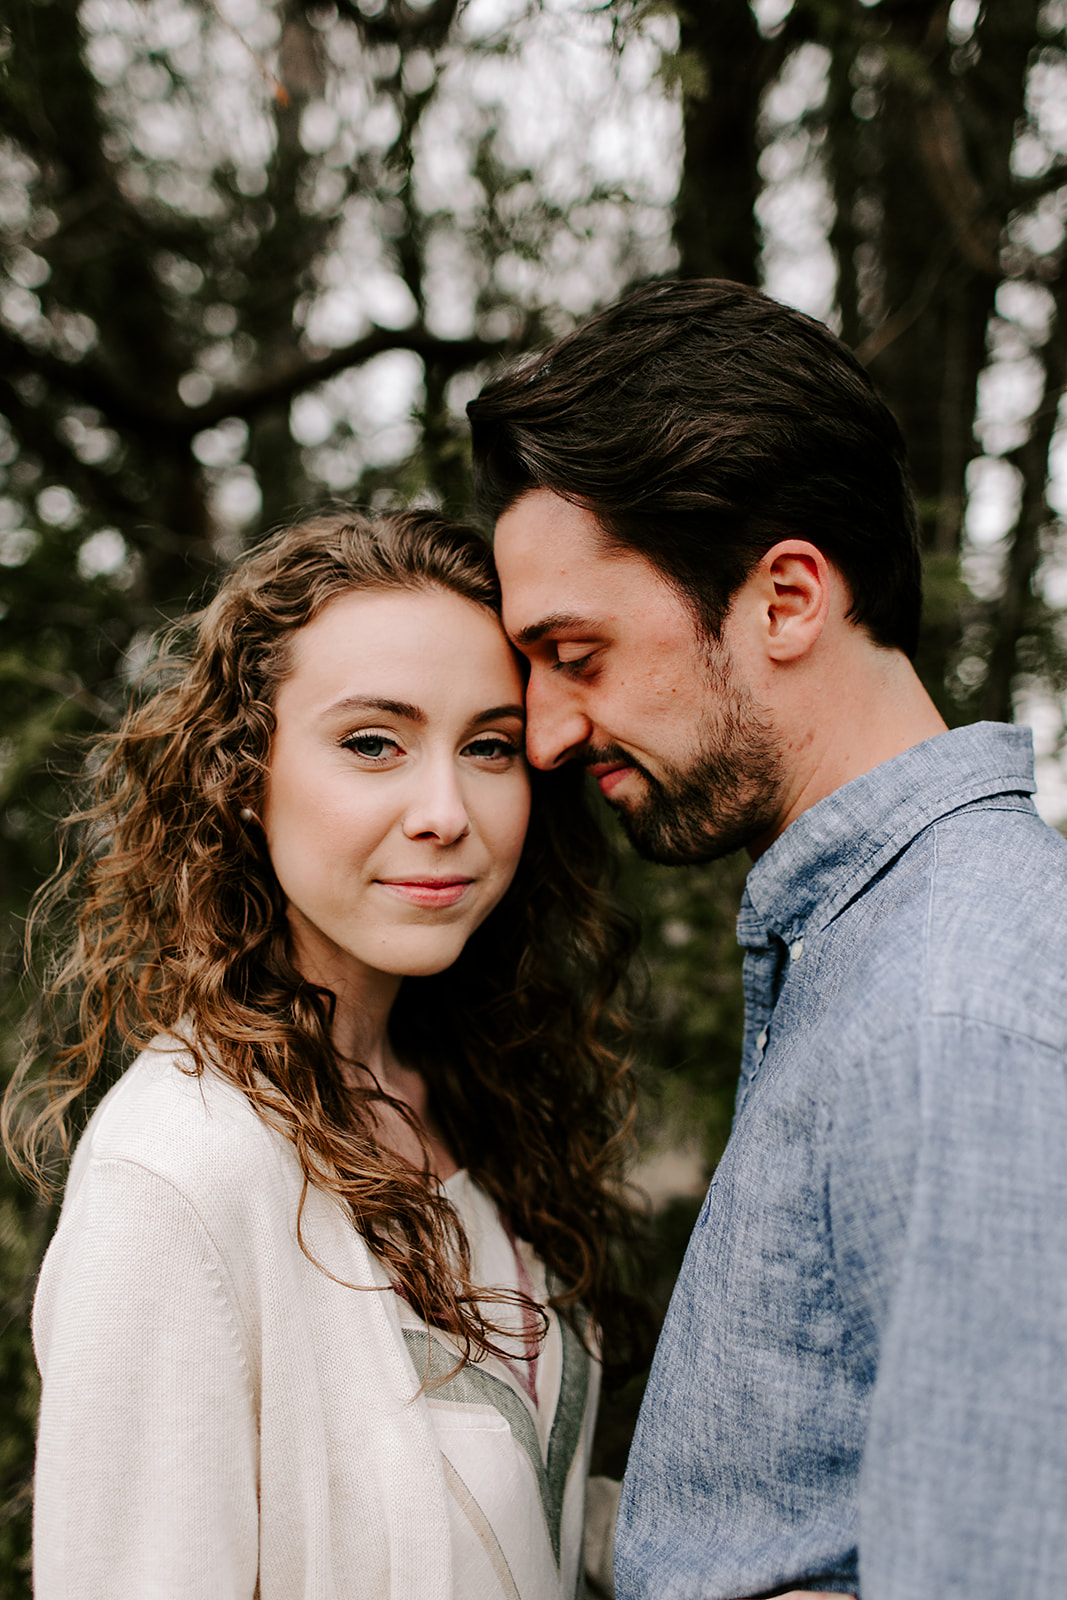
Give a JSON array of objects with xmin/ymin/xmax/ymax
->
[
  {"xmin": 587, "ymin": 762, "xmax": 635, "ymax": 797},
  {"xmin": 377, "ymin": 878, "xmax": 473, "ymax": 908}
]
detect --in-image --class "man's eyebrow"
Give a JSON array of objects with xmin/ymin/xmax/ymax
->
[
  {"xmin": 512, "ymin": 611, "xmax": 592, "ymax": 647},
  {"xmin": 323, "ymin": 695, "xmax": 426, "ymax": 722}
]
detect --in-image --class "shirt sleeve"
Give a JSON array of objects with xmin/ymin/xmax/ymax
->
[
  {"xmin": 832, "ymin": 1015, "xmax": 1067, "ymax": 1599},
  {"xmin": 33, "ymin": 1157, "xmax": 260, "ymax": 1599}
]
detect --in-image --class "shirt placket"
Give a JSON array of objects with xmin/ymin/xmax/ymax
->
[{"xmin": 735, "ymin": 891, "xmax": 789, "ymax": 1117}]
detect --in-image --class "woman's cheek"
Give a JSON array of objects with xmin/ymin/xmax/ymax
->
[{"xmin": 506, "ymin": 773, "xmax": 533, "ymax": 866}]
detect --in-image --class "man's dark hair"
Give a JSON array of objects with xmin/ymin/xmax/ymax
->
[{"xmin": 468, "ymin": 278, "xmax": 923, "ymax": 657}]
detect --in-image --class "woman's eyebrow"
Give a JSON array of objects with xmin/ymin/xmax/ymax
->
[
  {"xmin": 324, "ymin": 695, "xmax": 426, "ymax": 722},
  {"xmin": 471, "ymin": 704, "xmax": 526, "ymax": 726},
  {"xmin": 321, "ymin": 697, "xmax": 525, "ymax": 726}
]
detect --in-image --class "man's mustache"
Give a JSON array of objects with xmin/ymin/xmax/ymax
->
[{"xmin": 580, "ymin": 743, "xmax": 656, "ymax": 788}]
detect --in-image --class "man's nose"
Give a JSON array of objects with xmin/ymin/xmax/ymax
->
[{"xmin": 524, "ymin": 672, "xmax": 592, "ymax": 770}]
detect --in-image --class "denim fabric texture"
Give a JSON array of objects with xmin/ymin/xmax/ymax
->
[{"xmin": 616, "ymin": 723, "xmax": 1067, "ymax": 1600}]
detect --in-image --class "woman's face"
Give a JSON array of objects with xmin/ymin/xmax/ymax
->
[{"xmin": 261, "ymin": 585, "xmax": 530, "ymax": 1003}]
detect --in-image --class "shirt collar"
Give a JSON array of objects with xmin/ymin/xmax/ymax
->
[{"xmin": 737, "ymin": 722, "xmax": 1036, "ymax": 951}]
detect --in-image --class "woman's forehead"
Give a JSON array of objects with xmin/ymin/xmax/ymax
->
[{"xmin": 275, "ymin": 586, "xmax": 524, "ymax": 719}]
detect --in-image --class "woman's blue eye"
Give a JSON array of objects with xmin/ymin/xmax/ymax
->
[
  {"xmin": 469, "ymin": 737, "xmax": 520, "ymax": 760},
  {"xmin": 346, "ymin": 734, "xmax": 397, "ymax": 759}
]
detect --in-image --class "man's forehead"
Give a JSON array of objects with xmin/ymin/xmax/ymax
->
[
  {"xmin": 494, "ymin": 489, "xmax": 600, "ymax": 562},
  {"xmin": 494, "ymin": 489, "xmax": 646, "ymax": 596},
  {"xmin": 495, "ymin": 541, "xmax": 605, "ymax": 641},
  {"xmin": 493, "ymin": 487, "xmax": 686, "ymax": 646},
  {"xmin": 494, "ymin": 493, "xmax": 599, "ymax": 622}
]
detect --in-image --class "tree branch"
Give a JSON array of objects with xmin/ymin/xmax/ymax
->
[
  {"xmin": 322, "ymin": 0, "xmax": 463, "ymax": 52},
  {"xmin": 852, "ymin": 238, "xmax": 953, "ymax": 366},
  {"xmin": 178, "ymin": 327, "xmax": 509, "ymax": 434},
  {"xmin": 0, "ymin": 374, "xmax": 147, "ymax": 528},
  {"xmin": 1, "ymin": 322, "xmax": 510, "ymax": 442},
  {"xmin": 0, "ymin": 329, "xmax": 171, "ymax": 440},
  {"xmin": 911, "ymin": 91, "xmax": 1001, "ymax": 277},
  {"xmin": 1012, "ymin": 162, "xmax": 1067, "ymax": 205}
]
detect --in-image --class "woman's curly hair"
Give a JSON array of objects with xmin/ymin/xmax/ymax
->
[{"xmin": 4, "ymin": 509, "xmax": 648, "ymax": 1379}]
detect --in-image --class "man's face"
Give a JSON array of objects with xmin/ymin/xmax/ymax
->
[{"xmin": 494, "ymin": 489, "xmax": 784, "ymax": 864}]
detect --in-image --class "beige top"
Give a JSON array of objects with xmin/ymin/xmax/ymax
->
[
  {"xmin": 398, "ymin": 1169, "xmax": 599, "ymax": 1600},
  {"xmin": 33, "ymin": 1043, "xmax": 608, "ymax": 1599}
]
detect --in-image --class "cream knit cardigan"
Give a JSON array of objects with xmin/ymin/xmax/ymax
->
[{"xmin": 33, "ymin": 1042, "xmax": 460, "ymax": 1600}]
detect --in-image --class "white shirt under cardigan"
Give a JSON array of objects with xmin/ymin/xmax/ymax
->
[
  {"xmin": 32, "ymin": 1041, "xmax": 602, "ymax": 1600},
  {"xmin": 402, "ymin": 1169, "xmax": 595, "ymax": 1600}
]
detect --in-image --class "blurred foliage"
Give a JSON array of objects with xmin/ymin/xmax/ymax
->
[
  {"xmin": 622, "ymin": 845, "xmax": 750, "ymax": 1171},
  {"xmin": 1, "ymin": 0, "xmax": 1065, "ymax": 1586}
]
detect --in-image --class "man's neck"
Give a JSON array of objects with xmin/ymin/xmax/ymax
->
[{"xmin": 749, "ymin": 646, "xmax": 948, "ymax": 860}]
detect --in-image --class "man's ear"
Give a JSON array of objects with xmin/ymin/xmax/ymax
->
[{"xmin": 748, "ymin": 541, "xmax": 832, "ymax": 663}]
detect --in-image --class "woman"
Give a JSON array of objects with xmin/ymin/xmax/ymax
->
[{"xmin": 4, "ymin": 510, "xmax": 642, "ymax": 1600}]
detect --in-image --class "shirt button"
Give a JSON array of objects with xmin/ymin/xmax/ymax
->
[
  {"xmin": 789, "ymin": 937, "xmax": 805, "ymax": 962},
  {"xmin": 755, "ymin": 1028, "xmax": 768, "ymax": 1051}
]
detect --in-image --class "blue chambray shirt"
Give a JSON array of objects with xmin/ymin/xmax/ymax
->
[{"xmin": 617, "ymin": 723, "xmax": 1067, "ymax": 1600}]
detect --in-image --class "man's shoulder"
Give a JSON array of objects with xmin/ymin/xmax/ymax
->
[
  {"xmin": 923, "ymin": 801, "xmax": 1067, "ymax": 1045},
  {"xmin": 851, "ymin": 794, "xmax": 1067, "ymax": 939},
  {"xmin": 842, "ymin": 798, "xmax": 1067, "ymax": 1048},
  {"xmin": 931, "ymin": 790, "xmax": 1066, "ymax": 859}
]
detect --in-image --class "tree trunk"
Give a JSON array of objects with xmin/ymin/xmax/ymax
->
[{"xmin": 673, "ymin": 0, "xmax": 764, "ymax": 283}]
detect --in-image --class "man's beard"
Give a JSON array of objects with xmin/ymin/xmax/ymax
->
[{"xmin": 587, "ymin": 653, "xmax": 784, "ymax": 866}]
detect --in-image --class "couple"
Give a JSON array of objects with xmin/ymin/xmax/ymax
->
[{"xmin": 11, "ymin": 279, "xmax": 1067, "ymax": 1599}]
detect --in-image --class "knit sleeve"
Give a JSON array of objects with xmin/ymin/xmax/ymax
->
[{"xmin": 33, "ymin": 1157, "xmax": 260, "ymax": 1599}]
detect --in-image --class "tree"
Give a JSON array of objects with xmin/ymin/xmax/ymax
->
[
  {"xmin": 665, "ymin": 0, "xmax": 1067, "ymax": 727},
  {"xmin": 1, "ymin": 0, "xmax": 1065, "ymax": 1585}
]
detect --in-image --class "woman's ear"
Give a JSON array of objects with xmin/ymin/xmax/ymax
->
[{"xmin": 750, "ymin": 541, "xmax": 832, "ymax": 663}]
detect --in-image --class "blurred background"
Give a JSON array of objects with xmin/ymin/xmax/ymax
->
[{"xmin": 1, "ymin": 0, "xmax": 1065, "ymax": 1588}]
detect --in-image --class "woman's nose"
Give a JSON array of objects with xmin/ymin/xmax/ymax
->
[{"xmin": 401, "ymin": 760, "xmax": 472, "ymax": 844}]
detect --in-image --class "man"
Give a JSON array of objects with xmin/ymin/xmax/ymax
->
[{"xmin": 467, "ymin": 279, "xmax": 1067, "ymax": 1600}]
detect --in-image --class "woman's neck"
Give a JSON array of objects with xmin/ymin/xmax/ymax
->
[
  {"xmin": 283, "ymin": 926, "xmax": 458, "ymax": 1181},
  {"xmin": 330, "ymin": 975, "xmax": 459, "ymax": 1184}
]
